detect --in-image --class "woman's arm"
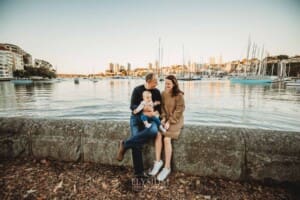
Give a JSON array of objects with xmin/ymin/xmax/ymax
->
[{"xmin": 168, "ymin": 94, "xmax": 185, "ymax": 124}]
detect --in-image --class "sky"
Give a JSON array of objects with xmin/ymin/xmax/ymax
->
[{"xmin": 0, "ymin": 0, "xmax": 300, "ymax": 74}]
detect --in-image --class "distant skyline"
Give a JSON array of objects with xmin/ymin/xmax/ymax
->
[{"xmin": 1, "ymin": 0, "xmax": 300, "ymax": 74}]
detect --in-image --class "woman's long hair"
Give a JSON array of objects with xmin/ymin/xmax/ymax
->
[{"xmin": 165, "ymin": 75, "xmax": 184, "ymax": 97}]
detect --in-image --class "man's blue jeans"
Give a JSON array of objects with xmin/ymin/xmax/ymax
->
[{"xmin": 124, "ymin": 114, "xmax": 158, "ymax": 175}]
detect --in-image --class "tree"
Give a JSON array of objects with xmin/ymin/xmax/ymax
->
[{"xmin": 14, "ymin": 66, "xmax": 56, "ymax": 78}]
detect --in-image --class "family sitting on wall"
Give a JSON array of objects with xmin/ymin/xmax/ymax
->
[{"xmin": 117, "ymin": 73, "xmax": 185, "ymax": 181}]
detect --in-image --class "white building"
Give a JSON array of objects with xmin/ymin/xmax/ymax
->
[
  {"xmin": 12, "ymin": 52, "xmax": 24, "ymax": 71},
  {"xmin": 0, "ymin": 43, "xmax": 25, "ymax": 76},
  {"xmin": 0, "ymin": 50, "xmax": 14, "ymax": 79}
]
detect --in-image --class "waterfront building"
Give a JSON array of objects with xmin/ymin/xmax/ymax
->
[
  {"xmin": 209, "ymin": 57, "xmax": 216, "ymax": 65},
  {"xmin": 127, "ymin": 63, "xmax": 131, "ymax": 72},
  {"xmin": 0, "ymin": 43, "xmax": 26, "ymax": 72},
  {"xmin": 109, "ymin": 63, "xmax": 114, "ymax": 72},
  {"xmin": 155, "ymin": 60, "xmax": 159, "ymax": 73},
  {"xmin": 0, "ymin": 50, "xmax": 13, "ymax": 79},
  {"xmin": 133, "ymin": 67, "xmax": 148, "ymax": 77},
  {"xmin": 218, "ymin": 55, "xmax": 223, "ymax": 66},
  {"xmin": 12, "ymin": 53, "xmax": 24, "ymax": 71},
  {"xmin": 284, "ymin": 56, "xmax": 300, "ymax": 77},
  {"xmin": 225, "ymin": 61, "xmax": 236, "ymax": 73},
  {"xmin": 0, "ymin": 43, "xmax": 25, "ymax": 55},
  {"xmin": 148, "ymin": 62, "xmax": 152, "ymax": 70},
  {"xmin": 264, "ymin": 55, "xmax": 300, "ymax": 77},
  {"xmin": 113, "ymin": 63, "xmax": 120, "ymax": 73}
]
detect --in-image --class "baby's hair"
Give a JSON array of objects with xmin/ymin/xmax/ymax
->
[{"xmin": 143, "ymin": 90, "xmax": 152, "ymax": 97}]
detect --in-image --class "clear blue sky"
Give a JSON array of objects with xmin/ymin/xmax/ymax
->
[{"xmin": 1, "ymin": 0, "xmax": 299, "ymax": 74}]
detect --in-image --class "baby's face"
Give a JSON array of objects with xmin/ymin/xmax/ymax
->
[{"xmin": 144, "ymin": 93, "xmax": 152, "ymax": 102}]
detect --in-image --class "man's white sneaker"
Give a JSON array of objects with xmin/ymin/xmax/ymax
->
[
  {"xmin": 157, "ymin": 168, "xmax": 171, "ymax": 181},
  {"xmin": 148, "ymin": 160, "xmax": 163, "ymax": 176}
]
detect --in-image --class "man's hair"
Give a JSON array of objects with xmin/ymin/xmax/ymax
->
[{"xmin": 145, "ymin": 73, "xmax": 156, "ymax": 82}]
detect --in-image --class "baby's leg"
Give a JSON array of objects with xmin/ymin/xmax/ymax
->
[
  {"xmin": 141, "ymin": 114, "xmax": 152, "ymax": 128},
  {"xmin": 151, "ymin": 116, "xmax": 166, "ymax": 133}
]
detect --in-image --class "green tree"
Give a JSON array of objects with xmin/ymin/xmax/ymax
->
[{"xmin": 14, "ymin": 66, "xmax": 56, "ymax": 78}]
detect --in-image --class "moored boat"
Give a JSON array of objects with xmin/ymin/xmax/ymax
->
[
  {"xmin": 10, "ymin": 78, "xmax": 33, "ymax": 84},
  {"xmin": 286, "ymin": 79, "xmax": 300, "ymax": 86},
  {"xmin": 230, "ymin": 76, "xmax": 273, "ymax": 84},
  {"xmin": 74, "ymin": 78, "xmax": 79, "ymax": 84}
]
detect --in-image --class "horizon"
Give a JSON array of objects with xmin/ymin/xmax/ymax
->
[{"xmin": 1, "ymin": 0, "xmax": 299, "ymax": 74}]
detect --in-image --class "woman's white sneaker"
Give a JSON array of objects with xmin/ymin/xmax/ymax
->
[
  {"xmin": 157, "ymin": 168, "xmax": 171, "ymax": 181},
  {"xmin": 148, "ymin": 160, "xmax": 163, "ymax": 176}
]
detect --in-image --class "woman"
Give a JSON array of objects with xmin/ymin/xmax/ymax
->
[{"xmin": 149, "ymin": 75, "xmax": 185, "ymax": 181}]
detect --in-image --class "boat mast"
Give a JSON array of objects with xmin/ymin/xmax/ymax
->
[
  {"xmin": 161, "ymin": 46, "xmax": 163, "ymax": 76},
  {"xmin": 251, "ymin": 43, "xmax": 257, "ymax": 75},
  {"xmin": 158, "ymin": 37, "xmax": 161, "ymax": 76},
  {"xmin": 255, "ymin": 47, "xmax": 260, "ymax": 75},
  {"xmin": 245, "ymin": 36, "xmax": 251, "ymax": 77},
  {"xmin": 258, "ymin": 45, "xmax": 264, "ymax": 77},
  {"xmin": 182, "ymin": 44, "xmax": 185, "ymax": 77}
]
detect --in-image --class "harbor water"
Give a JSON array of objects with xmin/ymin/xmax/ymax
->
[{"xmin": 0, "ymin": 79, "xmax": 299, "ymax": 132}]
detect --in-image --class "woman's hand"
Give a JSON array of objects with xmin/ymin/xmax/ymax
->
[
  {"xmin": 164, "ymin": 121, "xmax": 170, "ymax": 130},
  {"xmin": 154, "ymin": 101, "xmax": 161, "ymax": 106}
]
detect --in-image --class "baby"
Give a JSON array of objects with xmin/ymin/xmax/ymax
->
[{"xmin": 133, "ymin": 91, "xmax": 166, "ymax": 133}]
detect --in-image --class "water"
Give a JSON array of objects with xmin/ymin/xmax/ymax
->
[{"xmin": 0, "ymin": 79, "xmax": 299, "ymax": 132}]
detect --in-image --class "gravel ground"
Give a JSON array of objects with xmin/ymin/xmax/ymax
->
[{"xmin": 0, "ymin": 158, "xmax": 299, "ymax": 200}]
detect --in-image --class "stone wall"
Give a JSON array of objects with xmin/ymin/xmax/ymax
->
[{"xmin": 0, "ymin": 117, "xmax": 299, "ymax": 182}]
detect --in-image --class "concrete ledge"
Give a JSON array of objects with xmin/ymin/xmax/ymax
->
[
  {"xmin": 244, "ymin": 129, "xmax": 300, "ymax": 182},
  {"xmin": 0, "ymin": 117, "xmax": 299, "ymax": 182}
]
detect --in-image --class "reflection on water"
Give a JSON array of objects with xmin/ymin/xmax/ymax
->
[{"xmin": 0, "ymin": 79, "xmax": 299, "ymax": 131}]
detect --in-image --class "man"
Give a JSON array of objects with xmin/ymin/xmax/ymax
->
[{"xmin": 117, "ymin": 73, "xmax": 161, "ymax": 178}]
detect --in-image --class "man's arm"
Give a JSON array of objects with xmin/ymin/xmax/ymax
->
[
  {"xmin": 130, "ymin": 88, "xmax": 139, "ymax": 111},
  {"xmin": 153, "ymin": 90, "xmax": 162, "ymax": 114},
  {"xmin": 130, "ymin": 87, "xmax": 145, "ymax": 113}
]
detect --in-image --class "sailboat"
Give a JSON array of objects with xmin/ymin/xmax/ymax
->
[
  {"xmin": 177, "ymin": 45, "xmax": 201, "ymax": 81},
  {"xmin": 230, "ymin": 37, "xmax": 272, "ymax": 84},
  {"xmin": 158, "ymin": 38, "xmax": 164, "ymax": 81},
  {"xmin": 90, "ymin": 67, "xmax": 99, "ymax": 82}
]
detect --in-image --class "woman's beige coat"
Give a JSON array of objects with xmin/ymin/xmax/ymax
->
[{"xmin": 161, "ymin": 91, "xmax": 185, "ymax": 139}]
